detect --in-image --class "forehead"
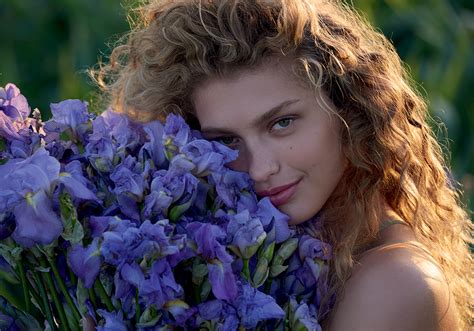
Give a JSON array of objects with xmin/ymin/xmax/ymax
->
[{"xmin": 191, "ymin": 63, "xmax": 309, "ymax": 129}]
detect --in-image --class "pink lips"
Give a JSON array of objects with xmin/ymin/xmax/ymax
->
[{"xmin": 257, "ymin": 180, "xmax": 300, "ymax": 207}]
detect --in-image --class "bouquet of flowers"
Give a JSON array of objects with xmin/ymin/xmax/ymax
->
[{"xmin": 0, "ymin": 83, "xmax": 332, "ymax": 330}]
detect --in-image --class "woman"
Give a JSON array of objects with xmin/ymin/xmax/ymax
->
[{"xmin": 95, "ymin": 0, "xmax": 472, "ymax": 329}]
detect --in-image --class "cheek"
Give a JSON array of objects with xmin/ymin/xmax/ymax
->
[{"xmin": 226, "ymin": 150, "xmax": 248, "ymax": 172}]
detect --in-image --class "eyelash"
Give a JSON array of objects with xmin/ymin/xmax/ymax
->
[
  {"xmin": 212, "ymin": 116, "xmax": 296, "ymax": 147},
  {"xmin": 270, "ymin": 116, "xmax": 295, "ymax": 132}
]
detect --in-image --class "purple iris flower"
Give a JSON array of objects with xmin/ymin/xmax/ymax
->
[
  {"xmin": 120, "ymin": 223, "xmax": 160, "ymax": 260},
  {"xmin": 68, "ymin": 238, "xmax": 101, "ymax": 288},
  {"xmin": 0, "ymin": 313, "xmax": 15, "ymax": 330},
  {"xmin": 299, "ymin": 235, "xmax": 332, "ymax": 261},
  {"xmin": 96, "ymin": 310, "xmax": 127, "ymax": 331},
  {"xmin": 121, "ymin": 259, "xmax": 183, "ymax": 309},
  {"xmin": 101, "ymin": 230, "xmax": 129, "ymax": 266},
  {"xmin": 9, "ymin": 132, "xmax": 42, "ymax": 159},
  {"xmin": 48, "ymin": 99, "xmax": 89, "ymax": 131},
  {"xmin": 100, "ymin": 110, "xmax": 145, "ymax": 152},
  {"xmin": 227, "ymin": 210, "xmax": 266, "ymax": 259},
  {"xmin": 0, "ymin": 83, "xmax": 30, "ymax": 119},
  {"xmin": 254, "ymin": 197, "xmax": 291, "ymax": 244},
  {"xmin": 115, "ymin": 194, "xmax": 140, "ymax": 221},
  {"xmin": 235, "ymin": 283, "xmax": 285, "ymax": 328},
  {"xmin": 141, "ymin": 259, "xmax": 183, "ymax": 307},
  {"xmin": 289, "ymin": 297, "xmax": 322, "ymax": 331},
  {"xmin": 0, "ymin": 83, "xmax": 29, "ymax": 141},
  {"xmin": 0, "ymin": 147, "xmax": 59, "ymax": 209},
  {"xmin": 168, "ymin": 154, "xmax": 195, "ymax": 176},
  {"xmin": 186, "ymin": 222, "xmax": 232, "ymax": 263},
  {"xmin": 163, "ymin": 114, "xmax": 191, "ymax": 152},
  {"xmin": 181, "ymin": 139, "xmax": 238, "ymax": 176},
  {"xmin": 89, "ymin": 216, "xmax": 119, "ymax": 238},
  {"xmin": 11, "ymin": 190, "xmax": 63, "ymax": 247},
  {"xmin": 207, "ymin": 260, "xmax": 238, "ymax": 302},
  {"xmin": 210, "ymin": 170, "xmax": 254, "ymax": 209},
  {"xmin": 110, "ymin": 156, "xmax": 146, "ymax": 199},
  {"xmin": 143, "ymin": 174, "xmax": 174, "ymax": 219},
  {"xmin": 0, "ymin": 212, "xmax": 15, "ymax": 240},
  {"xmin": 85, "ymin": 116, "xmax": 117, "ymax": 172},
  {"xmin": 0, "ymin": 148, "xmax": 63, "ymax": 246},
  {"xmin": 113, "ymin": 270, "xmax": 135, "ymax": 313},
  {"xmin": 139, "ymin": 120, "xmax": 167, "ymax": 168},
  {"xmin": 57, "ymin": 174, "xmax": 99, "ymax": 202},
  {"xmin": 281, "ymin": 255, "xmax": 312, "ymax": 298},
  {"xmin": 198, "ymin": 282, "xmax": 285, "ymax": 329},
  {"xmin": 0, "ymin": 111, "xmax": 22, "ymax": 141},
  {"xmin": 59, "ymin": 160, "xmax": 98, "ymax": 202},
  {"xmin": 139, "ymin": 219, "xmax": 179, "ymax": 256},
  {"xmin": 164, "ymin": 300, "xmax": 195, "ymax": 326},
  {"xmin": 101, "ymin": 219, "xmax": 177, "ymax": 267},
  {"xmin": 198, "ymin": 300, "xmax": 223, "ymax": 320}
]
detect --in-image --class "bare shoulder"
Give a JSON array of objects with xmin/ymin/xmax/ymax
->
[{"xmin": 327, "ymin": 242, "xmax": 458, "ymax": 330}]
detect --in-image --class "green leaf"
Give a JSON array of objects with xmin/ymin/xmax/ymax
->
[
  {"xmin": 59, "ymin": 193, "xmax": 84, "ymax": 244},
  {"xmin": 169, "ymin": 199, "xmax": 193, "ymax": 222},
  {"xmin": 200, "ymin": 279, "xmax": 211, "ymax": 302},
  {"xmin": 192, "ymin": 260, "xmax": 208, "ymax": 285},
  {"xmin": 0, "ymin": 244, "xmax": 22, "ymax": 269},
  {"xmin": 75, "ymin": 280, "xmax": 89, "ymax": 316},
  {"xmin": 0, "ymin": 296, "xmax": 41, "ymax": 330},
  {"xmin": 0, "ymin": 137, "xmax": 6, "ymax": 152},
  {"xmin": 62, "ymin": 222, "xmax": 84, "ymax": 245},
  {"xmin": 60, "ymin": 129, "xmax": 73, "ymax": 142},
  {"xmin": 34, "ymin": 266, "xmax": 50, "ymax": 273},
  {"xmin": 137, "ymin": 305, "xmax": 161, "ymax": 328}
]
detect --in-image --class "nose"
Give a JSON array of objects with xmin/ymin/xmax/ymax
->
[{"xmin": 244, "ymin": 142, "xmax": 280, "ymax": 183}]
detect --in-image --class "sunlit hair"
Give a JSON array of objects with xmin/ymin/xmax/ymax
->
[{"xmin": 93, "ymin": 0, "xmax": 472, "ymax": 327}]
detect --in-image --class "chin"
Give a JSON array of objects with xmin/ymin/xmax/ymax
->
[
  {"xmin": 286, "ymin": 212, "xmax": 314, "ymax": 226},
  {"xmin": 283, "ymin": 204, "xmax": 322, "ymax": 226}
]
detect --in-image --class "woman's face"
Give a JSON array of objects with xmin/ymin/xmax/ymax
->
[{"xmin": 192, "ymin": 63, "xmax": 346, "ymax": 225}]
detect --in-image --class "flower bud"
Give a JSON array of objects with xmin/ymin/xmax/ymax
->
[
  {"xmin": 269, "ymin": 264, "xmax": 288, "ymax": 278},
  {"xmin": 252, "ymin": 257, "xmax": 269, "ymax": 288},
  {"xmin": 273, "ymin": 238, "xmax": 298, "ymax": 266}
]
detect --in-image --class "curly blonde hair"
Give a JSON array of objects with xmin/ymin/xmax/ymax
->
[{"xmin": 94, "ymin": 0, "xmax": 472, "ymax": 327}]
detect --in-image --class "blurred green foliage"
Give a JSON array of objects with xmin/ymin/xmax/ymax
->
[{"xmin": 0, "ymin": 0, "xmax": 472, "ymax": 209}]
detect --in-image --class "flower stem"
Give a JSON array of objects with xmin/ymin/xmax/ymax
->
[
  {"xmin": 17, "ymin": 260, "xmax": 31, "ymax": 313},
  {"xmin": 242, "ymin": 259, "xmax": 250, "ymax": 281},
  {"xmin": 68, "ymin": 266, "xmax": 77, "ymax": 286},
  {"xmin": 264, "ymin": 278, "xmax": 273, "ymax": 294},
  {"xmin": 32, "ymin": 271, "xmax": 57, "ymax": 331},
  {"xmin": 94, "ymin": 279, "xmax": 115, "ymax": 312},
  {"xmin": 41, "ymin": 267, "xmax": 71, "ymax": 331},
  {"xmin": 88, "ymin": 288, "xmax": 98, "ymax": 311},
  {"xmin": 135, "ymin": 288, "xmax": 141, "ymax": 324},
  {"xmin": 44, "ymin": 256, "xmax": 82, "ymax": 325}
]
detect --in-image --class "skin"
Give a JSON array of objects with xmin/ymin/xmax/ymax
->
[
  {"xmin": 192, "ymin": 61, "xmax": 458, "ymax": 330},
  {"xmin": 325, "ymin": 222, "xmax": 459, "ymax": 330},
  {"xmin": 192, "ymin": 62, "xmax": 346, "ymax": 225}
]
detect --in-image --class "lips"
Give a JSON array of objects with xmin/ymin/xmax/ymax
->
[{"xmin": 257, "ymin": 179, "xmax": 301, "ymax": 207}]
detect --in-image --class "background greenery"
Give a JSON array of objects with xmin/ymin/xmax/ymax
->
[{"xmin": 1, "ymin": 0, "xmax": 473, "ymax": 210}]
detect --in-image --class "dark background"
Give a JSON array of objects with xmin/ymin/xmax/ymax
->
[{"xmin": 0, "ymin": 0, "xmax": 472, "ymax": 209}]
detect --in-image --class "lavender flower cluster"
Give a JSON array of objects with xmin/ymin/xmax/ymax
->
[{"xmin": 0, "ymin": 83, "xmax": 332, "ymax": 330}]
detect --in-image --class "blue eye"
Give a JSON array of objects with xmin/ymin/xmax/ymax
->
[{"xmin": 272, "ymin": 117, "xmax": 294, "ymax": 131}]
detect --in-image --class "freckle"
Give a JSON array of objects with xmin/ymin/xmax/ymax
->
[{"xmin": 289, "ymin": 146, "xmax": 293, "ymax": 150}]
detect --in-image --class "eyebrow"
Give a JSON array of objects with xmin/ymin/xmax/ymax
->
[{"xmin": 200, "ymin": 99, "xmax": 300, "ymax": 136}]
